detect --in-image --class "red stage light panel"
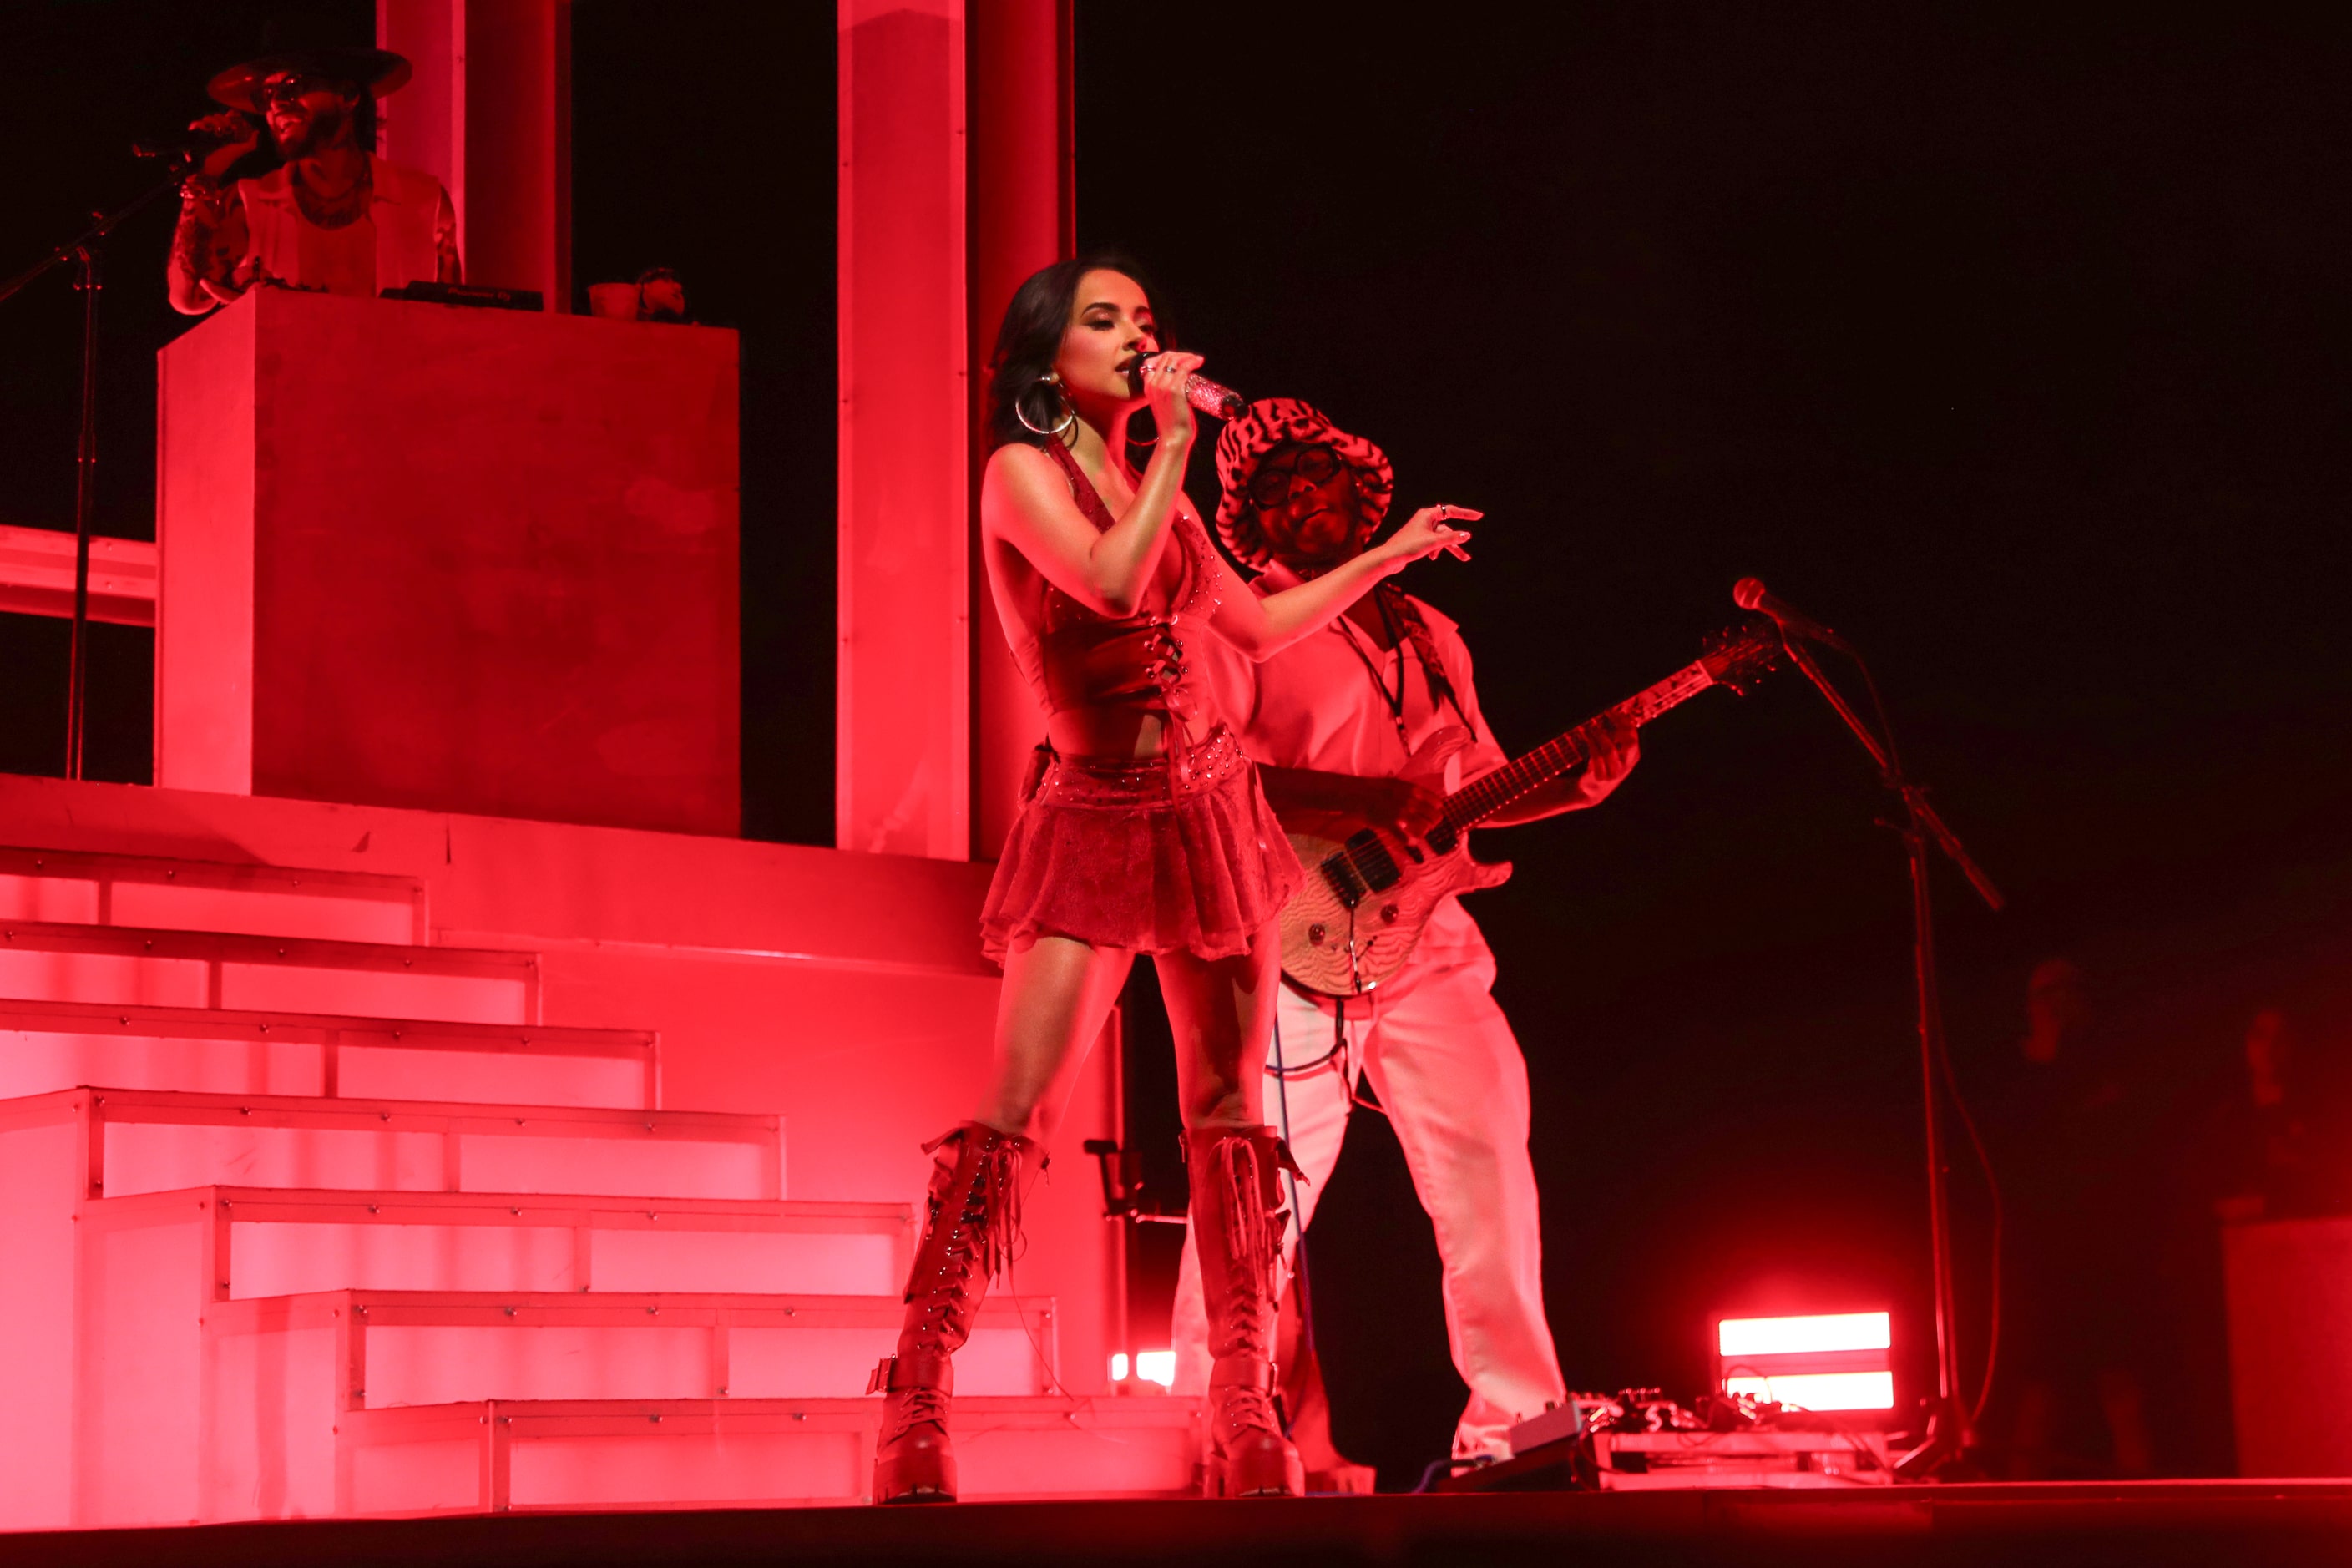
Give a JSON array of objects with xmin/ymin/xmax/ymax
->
[
  {"xmin": 1714, "ymin": 1310, "xmax": 1894, "ymax": 1412},
  {"xmin": 1109, "ymin": 1350, "xmax": 1176, "ymax": 1388}
]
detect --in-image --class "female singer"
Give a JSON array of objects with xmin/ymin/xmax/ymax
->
[{"xmin": 868, "ymin": 255, "xmax": 1474, "ymax": 1503}]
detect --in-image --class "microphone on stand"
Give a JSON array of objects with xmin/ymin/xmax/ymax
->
[
  {"xmin": 1131, "ymin": 351, "xmax": 1247, "ymax": 421},
  {"xmin": 1733, "ymin": 577, "xmax": 1851, "ymax": 651},
  {"xmin": 134, "ymin": 115, "xmax": 259, "ymax": 167}
]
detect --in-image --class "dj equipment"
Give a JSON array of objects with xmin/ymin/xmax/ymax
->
[
  {"xmin": 1130, "ymin": 350, "xmax": 1246, "ymax": 420},
  {"xmin": 1277, "ymin": 622, "xmax": 1780, "ymax": 997},
  {"xmin": 379, "ymin": 281, "xmax": 544, "ymax": 311}
]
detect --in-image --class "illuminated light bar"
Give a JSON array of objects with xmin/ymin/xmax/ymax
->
[
  {"xmin": 1110, "ymin": 1350, "xmax": 1177, "ymax": 1388},
  {"xmin": 1717, "ymin": 1312, "xmax": 1890, "ymax": 1358},
  {"xmin": 1722, "ymin": 1371, "xmax": 1895, "ymax": 1411}
]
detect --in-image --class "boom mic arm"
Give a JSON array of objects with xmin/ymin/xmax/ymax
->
[{"xmin": 1734, "ymin": 577, "xmax": 1850, "ymax": 651}]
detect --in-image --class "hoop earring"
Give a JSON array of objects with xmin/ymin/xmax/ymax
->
[{"xmin": 1016, "ymin": 374, "xmax": 1079, "ymax": 440}]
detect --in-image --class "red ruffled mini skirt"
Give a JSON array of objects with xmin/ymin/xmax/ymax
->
[{"xmin": 980, "ymin": 726, "xmax": 1302, "ymax": 964}]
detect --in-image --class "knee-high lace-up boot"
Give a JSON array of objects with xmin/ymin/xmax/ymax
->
[
  {"xmin": 868, "ymin": 1122, "xmax": 1036, "ymax": 1504},
  {"xmin": 1187, "ymin": 1125, "xmax": 1307, "ymax": 1499}
]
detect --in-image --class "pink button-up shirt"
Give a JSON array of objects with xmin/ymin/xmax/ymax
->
[
  {"xmin": 1201, "ymin": 562, "xmax": 1506, "ymax": 787},
  {"xmin": 1200, "ymin": 563, "xmax": 1512, "ymax": 980}
]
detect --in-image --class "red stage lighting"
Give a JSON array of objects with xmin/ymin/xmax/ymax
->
[
  {"xmin": 1109, "ymin": 1350, "xmax": 1176, "ymax": 1388},
  {"xmin": 1715, "ymin": 1311, "xmax": 1894, "ymax": 1412}
]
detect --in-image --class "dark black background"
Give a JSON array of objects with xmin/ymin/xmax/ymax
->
[
  {"xmin": 4, "ymin": 0, "xmax": 2347, "ymax": 1485},
  {"xmin": 1084, "ymin": 1, "xmax": 2351, "ymax": 1484}
]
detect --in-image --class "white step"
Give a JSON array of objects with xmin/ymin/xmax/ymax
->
[
  {"xmin": 208, "ymin": 1288, "xmax": 1053, "ymax": 1409},
  {"xmin": 77, "ymin": 1188, "xmax": 916, "ymax": 1525},
  {"xmin": 0, "ymin": 920, "xmax": 534, "ymax": 1023},
  {"xmin": 329, "ymin": 1397, "xmax": 1200, "ymax": 1516},
  {"xmin": 0, "ymin": 845, "xmax": 424, "ymax": 945},
  {"xmin": 88, "ymin": 1186, "xmax": 908, "ymax": 1301},
  {"xmin": 0, "ymin": 998, "xmax": 655, "ymax": 1108},
  {"xmin": 0, "ymin": 1087, "xmax": 782, "ymax": 1201}
]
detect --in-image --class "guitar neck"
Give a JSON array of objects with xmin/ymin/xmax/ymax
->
[{"xmin": 1434, "ymin": 659, "xmax": 1717, "ymax": 843}]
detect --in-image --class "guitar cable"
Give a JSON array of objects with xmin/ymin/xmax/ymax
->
[
  {"xmin": 1340, "ymin": 997, "xmax": 1388, "ymax": 1117},
  {"xmin": 1266, "ymin": 990, "xmax": 1351, "ymax": 1077}
]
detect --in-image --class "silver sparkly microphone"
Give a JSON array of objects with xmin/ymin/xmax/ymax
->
[{"xmin": 1132, "ymin": 352, "xmax": 1247, "ymax": 420}]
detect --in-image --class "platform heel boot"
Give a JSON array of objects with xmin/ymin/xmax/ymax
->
[
  {"xmin": 1187, "ymin": 1125, "xmax": 1307, "ymax": 1499},
  {"xmin": 868, "ymin": 1121, "xmax": 1036, "ymax": 1504}
]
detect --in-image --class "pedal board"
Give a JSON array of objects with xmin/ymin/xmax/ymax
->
[
  {"xmin": 1439, "ymin": 1397, "xmax": 1897, "ymax": 1493},
  {"xmin": 1585, "ymin": 1428, "xmax": 1894, "ymax": 1489}
]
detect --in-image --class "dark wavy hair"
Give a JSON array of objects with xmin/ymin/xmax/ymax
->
[{"xmin": 985, "ymin": 251, "xmax": 1168, "ymax": 455}]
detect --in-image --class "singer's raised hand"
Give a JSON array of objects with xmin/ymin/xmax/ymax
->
[
  {"xmin": 1141, "ymin": 351, "xmax": 1204, "ymax": 447},
  {"xmin": 188, "ymin": 112, "xmax": 261, "ymax": 179},
  {"xmin": 1375, "ymin": 504, "xmax": 1479, "ymax": 571}
]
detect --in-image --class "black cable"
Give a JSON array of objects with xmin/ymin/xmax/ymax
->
[
  {"xmin": 1265, "ymin": 998, "xmax": 1348, "ymax": 1077},
  {"xmin": 1411, "ymin": 1457, "xmax": 1455, "ymax": 1493}
]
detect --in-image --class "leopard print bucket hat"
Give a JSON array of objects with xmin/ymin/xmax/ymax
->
[{"xmin": 1213, "ymin": 397, "xmax": 1394, "ymax": 571}]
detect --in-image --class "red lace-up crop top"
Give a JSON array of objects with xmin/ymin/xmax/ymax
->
[{"xmin": 1011, "ymin": 439, "xmax": 1225, "ymax": 747}]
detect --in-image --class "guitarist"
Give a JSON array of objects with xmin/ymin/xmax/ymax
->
[{"xmin": 1167, "ymin": 398, "xmax": 1639, "ymax": 1467}]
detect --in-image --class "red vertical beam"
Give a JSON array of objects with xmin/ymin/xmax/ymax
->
[
  {"xmin": 378, "ymin": 0, "xmax": 571, "ymax": 310},
  {"xmin": 966, "ymin": 0, "xmax": 1071, "ymax": 860},
  {"xmin": 375, "ymin": 1, "xmax": 460, "ymax": 250},
  {"xmin": 459, "ymin": 0, "xmax": 569, "ymax": 308},
  {"xmin": 838, "ymin": 0, "xmax": 971, "ymax": 857}
]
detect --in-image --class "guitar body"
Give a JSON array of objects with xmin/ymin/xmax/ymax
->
[{"xmin": 1277, "ymin": 825, "xmax": 1507, "ymax": 997}]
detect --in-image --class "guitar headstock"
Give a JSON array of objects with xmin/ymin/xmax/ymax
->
[{"xmin": 1700, "ymin": 619, "xmax": 1783, "ymax": 695}]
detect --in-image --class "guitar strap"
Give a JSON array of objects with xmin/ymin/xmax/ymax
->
[{"xmin": 1382, "ymin": 584, "xmax": 1476, "ymax": 734}]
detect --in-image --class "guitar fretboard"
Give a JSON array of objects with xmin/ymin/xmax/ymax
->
[{"xmin": 1429, "ymin": 660, "xmax": 1716, "ymax": 851}]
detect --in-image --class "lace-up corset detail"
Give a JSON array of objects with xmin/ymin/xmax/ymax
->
[{"xmin": 1013, "ymin": 440, "xmax": 1222, "ymax": 732}]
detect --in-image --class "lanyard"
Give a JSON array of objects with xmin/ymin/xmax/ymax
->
[{"xmin": 1333, "ymin": 588, "xmax": 1416, "ymax": 751}]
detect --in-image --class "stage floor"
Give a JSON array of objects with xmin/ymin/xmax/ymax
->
[{"xmin": 3, "ymin": 1482, "xmax": 2349, "ymax": 1567}]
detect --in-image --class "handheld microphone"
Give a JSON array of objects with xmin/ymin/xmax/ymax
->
[
  {"xmin": 1733, "ymin": 578, "xmax": 1850, "ymax": 650},
  {"xmin": 1132, "ymin": 352, "xmax": 1247, "ymax": 421}
]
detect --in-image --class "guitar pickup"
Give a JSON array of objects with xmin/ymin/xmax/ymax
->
[
  {"xmin": 1321, "ymin": 854, "xmax": 1370, "ymax": 909},
  {"xmin": 1345, "ymin": 831, "xmax": 1404, "ymax": 893}
]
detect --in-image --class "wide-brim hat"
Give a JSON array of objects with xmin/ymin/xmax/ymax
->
[
  {"xmin": 208, "ymin": 43, "xmax": 411, "ymax": 112},
  {"xmin": 1214, "ymin": 397, "xmax": 1396, "ymax": 572}
]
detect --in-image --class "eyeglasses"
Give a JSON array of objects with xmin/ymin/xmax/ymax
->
[
  {"xmin": 1247, "ymin": 445, "xmax": 1344, "ymax": 509},
  {"xmin": 260, "ymin": 74, "xmax": 326, "ymax": 107}
]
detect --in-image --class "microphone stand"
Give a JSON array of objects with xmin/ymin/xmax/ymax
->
[
  {"xmin": 0, "ymin": 169, "xmax": 186, "ymax": 778},
  {"xmin": 1773, "ymin": 626, "xmax": 2002, "ymax": 1479}
]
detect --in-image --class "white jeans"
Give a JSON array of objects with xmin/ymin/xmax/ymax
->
[{"xmin": 1170, "ymin": 898, "xmax": 1565, "ymax": 1459}]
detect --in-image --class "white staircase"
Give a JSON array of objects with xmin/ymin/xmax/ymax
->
[
  {"xmin": 0, "ymin": 919, "xmax": 540, "ymax": 1019},
  {"xmin": 0, "ymin": 845, "xmax": 1197, "ymax": 1526}
]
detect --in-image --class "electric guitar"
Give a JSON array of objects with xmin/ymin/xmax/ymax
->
[{"xmin": 1277, "ymin": 623, "xmax": 1781, "ymax": 997}]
